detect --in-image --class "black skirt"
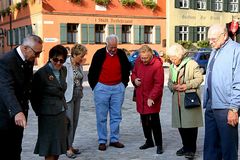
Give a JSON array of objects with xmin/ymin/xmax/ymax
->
[{"xmin": 34, "ymin": 111, "xmax": 67, "ymax": 156}]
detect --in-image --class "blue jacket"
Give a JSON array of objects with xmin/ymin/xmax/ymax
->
[{"xmin": 203, "ymin": 38, "xmax": 240, "ymax": 109}]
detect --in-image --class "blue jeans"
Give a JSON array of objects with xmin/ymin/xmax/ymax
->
[
  {"xmin": 93, "ymin": 82, "xmax": 125, "ymax": 144},
  {"xmin": 204, "ymin": 107, "xmax": 238, "ymax": 160}
]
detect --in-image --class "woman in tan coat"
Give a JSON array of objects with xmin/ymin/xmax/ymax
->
[{"xmin": 167, "ymin": 44, "xmax": 203, "ymax": 159}]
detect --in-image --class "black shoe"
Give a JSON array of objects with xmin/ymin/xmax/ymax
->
[
  {"xmin": 156, "ymin": 146, "xmax": 163, "ymax": 154},
  {"xmin": 176, "ymin": 147, "xmax": 186, "ymax": 156},
  {"xmin": 109, "ymin": 142, "xmax": 125, "ymax": 148},
  {"xmin": 98, "ymin": 143, "xmax": 106, "ymax": 151},
  {"xmin": 139, "ymin": 143, "xmax": 154, "ymax": 150},
  {"xmin": 185, "ymin": 152, "xmax": 195, "ymax": 159}
]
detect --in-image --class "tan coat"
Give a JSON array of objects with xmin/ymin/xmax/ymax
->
[{"xmin": 168, "ymin": 59, "xmax": 204, "ymax": 128}]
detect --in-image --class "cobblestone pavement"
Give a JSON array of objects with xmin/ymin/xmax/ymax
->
[{"xmin": 21, "ymin": 67, "xmax": 239, "ymax": 160}]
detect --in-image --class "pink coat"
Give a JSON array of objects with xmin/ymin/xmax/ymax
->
[{"xmin": 131, "ymin": 56, "xmax": 164, "ymax": 114}]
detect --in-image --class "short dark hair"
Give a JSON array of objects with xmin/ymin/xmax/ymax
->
[{"xmin": 49, "ymin": 45, "xmax": 68, "ymax": 61}]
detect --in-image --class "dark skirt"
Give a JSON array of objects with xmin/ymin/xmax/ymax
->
[{"xmin": 34, "ymin": 111, "xmax": 67, "ymax": 156}]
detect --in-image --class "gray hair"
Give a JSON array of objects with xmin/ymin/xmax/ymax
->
[
  {"xmin": 22, "ymin": 35, "xmax": 43, "ymax": 47},
  {"xmin": 208, "ymin": 24, "xmax": 227, "ymax": 36},
  {"xmin": 106, "ymin": 34, "xmax": 118, "ymax": 45},
  {"xmin": 167, "ymin": 43, "xmax": 186, "ymax": 58}
]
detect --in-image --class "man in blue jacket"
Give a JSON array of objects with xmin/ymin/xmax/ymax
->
[
  {"xmin": 203, "ymin": 24, "xmax": 240, "ymax": 160},
  {"xmin": 0, "ymin": 35, "xmax": 43, "ymax": 160}
]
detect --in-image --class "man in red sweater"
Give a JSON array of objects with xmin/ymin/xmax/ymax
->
[{"xmin": 88, "ymin": 34, "xmax": 130, "ymax": 151}]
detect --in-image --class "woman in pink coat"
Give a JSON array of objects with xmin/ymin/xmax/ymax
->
[{"xmin": 131, "ymin": 45, "xmax": 164, "ymax": 154}]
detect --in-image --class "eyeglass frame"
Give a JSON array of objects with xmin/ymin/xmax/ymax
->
[
  {"xmin": 208, "ymin": 32, "xmax": 225, "ymax": 43},
  {"xmin": 52, "ymin": 57, "xmax": 65, "ymax": 64},
  {"xmin": 28, "ymin": 46, "xmax": 42, "ymax": 56}
]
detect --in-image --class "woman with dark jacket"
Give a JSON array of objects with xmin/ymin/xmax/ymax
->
[
  {"xmin": 167, "ymin": 43, "xmax": 203, "ymax": 159},
  {"xmin": 31, "ymin": 45, "xmax": 68, "ymax": 160},
  {"xmin": 131, "ymin": 45, "xmax": 164, "ymax": 154}
]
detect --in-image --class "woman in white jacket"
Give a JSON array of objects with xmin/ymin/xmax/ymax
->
[{"xmin": 64, "ymin": 44, "xmax": 87, "ymax": 158}]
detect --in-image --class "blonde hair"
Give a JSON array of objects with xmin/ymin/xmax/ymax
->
[
  {"xmin": 167, "ymin": 43, "xmax": 186, "ymax": 58},
  {"xmin": 71, "ymin": 44, "xmax": 87, "ymax": 57},
  {"xmin": 138, "ymin": 45, "xmax": 153, "ymax": 54}
]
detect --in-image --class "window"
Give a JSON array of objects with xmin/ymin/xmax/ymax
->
[
  {"xmin": 179, "ymin": 0, "xmax": 189, "ymax": 8},
  {"xmin": 122, "ymin": 25, "xmax": 131, "ymax": 44},
  {"xmin": 197, "ymin": 0, "xmax": 207, "ymax": 9},
  {"xmin": 67, "ymin": 23, "xmax": 78, "ymax": 44},
  {"xmin": 197, "ymin": 27, "xmax": 207, "ymax": 41},
  {"xmin": 95, "ymin": 24, "xmax": 105, "ymax": 44},
  {"xmin": 229, "ymin": 0, "xmax": 238, "ymax": 12},
  {"xmin": 213, "ymin": 0, "xmax": 223, "ymax": 11},
  {"xmin": 144, "ymin": 26, "xmax": 153, "ymax": 44},
  {"xmin": 179, "ymin": 26, "xmax": 189, "ymax": 41}
]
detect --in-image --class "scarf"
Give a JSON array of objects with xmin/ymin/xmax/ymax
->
[{"xmin": 170, "ymin": 57, "xmax": 191, "ymax": 83}]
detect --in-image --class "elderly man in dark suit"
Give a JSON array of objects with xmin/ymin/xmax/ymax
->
[{"xmin": 0, "ymin": 35, "xmax": 43, "ymax": 160}]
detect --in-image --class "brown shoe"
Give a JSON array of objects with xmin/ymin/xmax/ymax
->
[
  {"xmin": 98, "ymin": 143, "xmax": 106, "ymax": 151},
  {"xmin": 109, "ymin": 142, "xmax": 125, "ymax": 148}
]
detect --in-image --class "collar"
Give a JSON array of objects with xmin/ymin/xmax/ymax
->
[{"xmin": 16, "ymin": 46, "xmax": 26, "ymax": 61}]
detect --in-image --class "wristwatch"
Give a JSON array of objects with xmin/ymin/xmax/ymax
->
[{"xmin": 230, "ymin": 108, "xmax": 238, "ymax": 113}]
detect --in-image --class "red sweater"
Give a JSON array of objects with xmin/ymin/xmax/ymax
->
[{"xmin": 99, "ymin": 53, "xmax": 122, "ymax": 85}]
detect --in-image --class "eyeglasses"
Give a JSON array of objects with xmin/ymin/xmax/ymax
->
[
  {"xmin": 208, "ymin": 32, "xmax": 225, "ymax": 42},
  {"xmin": 28, "ymin": 46, "xmax": 42, "ymax": 56},
  {"xmin": 52, "ymin": 57, "xmax": 65, "ymax": 64}
]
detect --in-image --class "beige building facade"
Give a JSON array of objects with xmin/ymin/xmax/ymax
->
[{"xmin": 167, "ymin": 0, "xmax": 240, "ymax": 48}]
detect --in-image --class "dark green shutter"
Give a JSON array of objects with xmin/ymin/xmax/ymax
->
[
  {"xmin": 8, "ymin": 30, "xmax": 13, "ymax": 46},
  {"xmin": 193, "ymin": 27, "xmax": 198, "ymax": 42},
  {"xmin": 207, "ymin": 0, "xmax": 211, "ymax": 10},
  {"xmin": 223, "ymin": 0, "xmax": 228, "ymax": 11},
  {"xmin": 140, "ymin": 25, "xmax": 144, "ymax": 44},
  {"xmin": 134, "ymin": 25, "xmax": 140, "ymax": 44},
  {"xmin": 188, "ymin": 26, "xmax": 194, "ymax": 42},
  {"xmin": 175, "ymin": 26, "xmax": 180, "ymax": 42},
  {"xmin": 60, "ymin": 23, "xmax": 67, "ymax": 44},
  {"xmin": 155, "ymin": 26, "xmax": 161, "ymax": 44},
  {"xmin": 175, "ymin": 0, "xmax": 180, "ymax": 8},
  {"xmin": 81, "ymin": 24, "xmax": 88, "ymax": 44},
  {"xmin": 27, "ymin": 25, "xmax": 32, "ymax": 35},
  {"xmin": 116, "ymin": 25, "xmax": 122, "ymax": 44},
  {"xmin": 20, "ymin": 27, "xmax": 25, "ymax": 43},
  {"xmin": 238, "ymin": 2, "xmax": 240, "ymax": 12},
  {"xmin": 108, "ymin": 24, "xmax": 114, "ymax": 35},
  {"xmin": 190, "ymin": 0, "xmax": 195, "ymax": 9},
  {"xmin": 14, "ymin": 29, "xmax": 19, "ymax": 45},
  {"xmin": 89, "ymin": 24, "xmax": 95, "ymax": 44}
]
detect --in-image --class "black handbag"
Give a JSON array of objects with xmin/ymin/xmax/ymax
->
[{"xmin": 184, "ymin": 92, "xmax": 201, "ymax": 109}]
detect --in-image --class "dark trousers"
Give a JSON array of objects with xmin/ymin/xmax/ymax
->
[
  {"xmin": 178, "ymin": 127, "xmax": 198, "ymax": 153},
  {"xmin": 140, "ymin": 113, "xmax": 162, "ymax": 147},
  {"xmin": 204, "ymin": 108, "xmax": 238, "ymax": 160},
  {"xmin": 0, "ymin": 123, "xmax": 24, "ymax": 160}
]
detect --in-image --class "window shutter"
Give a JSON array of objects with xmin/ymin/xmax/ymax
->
[
  {"xmin": 190, "ymin": 0, "xmax": 195, "ymax": 9},
  {"xmin": 193, "ymin": 27, "xmax": 198, "ymax": 42},
  {"xmin": 20, "ymin": 27, "xmax": 25, "ymax": 43},
  {"xmin": 81, "ymin": 24, "xmax": 88, "ymax": 44},
  {"xmin": 188, "ymin": 26, "xmax": 194, "ymax": 42},
  {"xmin": 140, "ymin": 25, "xmax": 144, "ymax": 44},
  {"xmin": 14, "ymin": 29, "xmax": 19, "ymax": 45},
  {"xmin": 238, "ymin": 2, "xmax": 240, "ymax": 12},
  {"xmin": 175, "ymin": 0, "xmax": 180, "ymax": 8},
  {"xmin": 60, "ymin": 23, "xmax": 67, "ymax": 44},
  {"xmin": 26, "ymin": 25, "xmax": 32, "ymax": 35},
  {"xmin": 116, "ymin": 25, "xmax": 122, "ymax": 44},
  {"xmin": 134, "ymin": 25, "xmax": 140, "ymax": 44},
  {"xmin": 155, "ymin": 26, "xmax": 161, "ymax": 44},
  {"xmin": 89, "ymin": 24, "xmax": 95, "ymax": 44},
  {"xmin": 175, "ymin": 26, "xmax": 180, "ymax": 42},
  {"xmin": 108, "ymin": 24, "xmax": 114, "ymax": 35},
  {"xmin": 7, "ymin": 30, "xmax": 13, "ymax": 46},
  {"xmin": 207, "ymin": 0, "xmax": 211, "ymax": 10},
  {"xmin": 223, "ymin": 0, "xmax": 228, "ymax": 11}
]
